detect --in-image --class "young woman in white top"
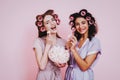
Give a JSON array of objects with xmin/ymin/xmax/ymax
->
[{"xmin": 33, "ymin": 9, "xmax": 66, "ymax": 80}]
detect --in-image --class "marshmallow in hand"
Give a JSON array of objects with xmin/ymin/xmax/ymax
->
[{"xmin": 47, "ymin": 31, "xmax": 51, "ymax": 34}]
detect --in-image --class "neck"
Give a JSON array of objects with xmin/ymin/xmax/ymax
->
[
  {"xmin": 52, "ymin": 35, "xmax": 57, "ymax": 45},
  {"xmin": 50, "ymin": 33, "xmax": 57, "ymax": 45},
  {"xmin": 81, "ymin": 33, "xmax": 88, "ymax": 41},
  {"xmin": 78, "ymin": 33, "xmax": 88, "ymax": 48},
  {"xmin": 51, "ymin": 33, "xmax": 57, "ymax": 39}
]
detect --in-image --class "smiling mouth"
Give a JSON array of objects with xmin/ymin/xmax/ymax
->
[
  {"xmin": 51, "ymin": 27, "xmax": 56, "ymax": 30},
  {"xmin": 78, "ymin": 27, "xmax": 86, "ymax": 31}
]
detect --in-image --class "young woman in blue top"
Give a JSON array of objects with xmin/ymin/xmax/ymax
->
[{"xmin": 65, "ymin": 9, "xmax": 101, "ymax": 80}]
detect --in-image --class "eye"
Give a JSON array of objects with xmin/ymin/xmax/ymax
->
[
  {"xmin": 45, "ymin": 22, "xmax": 49, "ymax": 24},
  {"xmin": 75, "ymin": 23, "xmax": 79, "ymax": 26},
  {"xmin": 51, "ymin": 18, "xmax": 55, "ymax": 21},
  {"xmin": 81, "ymin": 21, "xmax": 86, "ymax": 24},
  {"xmin": 44, "ymin": 21, "xmax": 49, "ymax": 25}
]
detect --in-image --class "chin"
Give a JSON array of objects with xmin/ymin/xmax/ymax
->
[
  {"xmin": 80, "ymin": 30, "xmax": 88, "ymax": 35},
  {"xmin": 80, "ymin": 32, "xmax": 85, "ymax": 34},
  {"xmin": 51, "ymin": 30, "xmax": 57, "ymax": 34}
]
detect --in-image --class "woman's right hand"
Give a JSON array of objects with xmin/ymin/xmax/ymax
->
[
  {"xmin": 65, "ymin": 41, "xmax": 72, "ymax": 50},
  {"xmin": 66, "ymin": 35, "xmax": 77, "ymax": 51},
  {"xmin": 54, "ymin": 62, "xmax": 66, "ymax": 68},
  {"xmin": 44, "ymin": 32, "xmax": 53, "ymax": 54},
  {"xmin": 46, "ymin": 31, "xmax": 53, "ymax": 46}
]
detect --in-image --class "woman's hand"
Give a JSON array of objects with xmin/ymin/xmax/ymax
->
[
  {"xmin": 54, "ymin": 63, "xmax": 66, "ymax": 68},
  {"xmin": 65, "ymin": 41, "xmax": 72, "ymax": 50},
  {"xmin": 46, "ymin": 31, "xmax": 54, "ymax": 47},
  {"xmin": 68, "ymin": 35, "xmax": 77, "ymax": 51},
  {"xmin": 45, "ymin": 31, "xmax": 55, "ymax": 55}
]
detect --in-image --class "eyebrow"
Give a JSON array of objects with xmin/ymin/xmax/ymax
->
[
  {"xmin": 81, "ymin": 20, "xmax": 86, "ymax": 22},
  {"xmin": 45, "ymin": 20, "xmax": 49, "ymax": 23},
  {"xmin": 44, "ymin": 18, "xmax": 55, "ymax": 23}
]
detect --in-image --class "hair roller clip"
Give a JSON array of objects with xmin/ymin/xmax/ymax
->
[
  {"xmin": 86, "ymin": 16, "xmax": 91, "ymax": 21},
  {"xmin": 56, "ymin": 19, "xmax": 60, "ymax": 25},
  {"xmin": 69, "ymin": 21, "xmax": 74, "ymax": 26},
  {"xmin": 89, "ymin": 20, "xmax": 94, "ymax": 25},
  {"xmin": 80, "ymin": 11, "xmax": 86, "ymax": 16},
  {"xmin": 40, "ymin": 27, "xmax": 46, "ymax": 32},
  {"xmin": 69, "ymin": 16, "xmax": 74, "ymax": 21},
  {"xmin": 71, "ymin": 27, "xmax": 76, "ymax": 32},
  {"xmin": 36, "ymin": 21, "xmax": 42, "ymax": 27},
  {"xmin": 36, "ymin": 15, "xmax": 43, "ymax": 21},
  {"xmin": 53, "ymin": 14, "xmax": 58, "ymax": 19}
]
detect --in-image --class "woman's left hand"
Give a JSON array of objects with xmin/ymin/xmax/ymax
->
[{"xmin": 54, "ymin": 63, "xmax": 66, "ymax": 68}]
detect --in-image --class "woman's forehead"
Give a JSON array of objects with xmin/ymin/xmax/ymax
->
[
  {"xmin": 75, "ymin": 17, "xmax": 86, "ymax": 22},
  {"xmin": 44, "ymin": 15, "xmax": 53, "ymax": 22}
]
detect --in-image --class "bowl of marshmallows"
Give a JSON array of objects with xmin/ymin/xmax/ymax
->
[{"xmin": 48, "ymin": 45, "xmax": 70, "ymax": 64}]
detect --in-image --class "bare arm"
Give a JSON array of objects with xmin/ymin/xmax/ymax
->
[
  {"xmin": 71, "ymin": 48, "xmax": 97, "ymax": 71},
  {"xmin": 34, "ymin": 44, "xmax": 51, "ymax": 70},
  {"xmin": 69, "ymin": 36, "xmax": 97, "ymax": 71}
]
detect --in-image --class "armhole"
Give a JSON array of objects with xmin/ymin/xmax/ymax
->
[
  {"xmin": 87, "ymin": 37, "xmax": 101, "ymax": 56},
  {"xmin": 33, "ymin": 38, "xmax": 44, "ymax": 52}
]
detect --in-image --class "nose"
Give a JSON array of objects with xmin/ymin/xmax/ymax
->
[
  {"xmin": 50, "ymin": 20, "xmax": 55, "ymax": 25},
  {"xmin": 78, "ymin": 24, "xmax": 81, "ymax": 28},
  {"xmin": 76, "ymin": 24, "xmax": 83, "ymax": 29}
]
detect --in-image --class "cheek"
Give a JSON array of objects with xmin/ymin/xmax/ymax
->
[
  {"xmin": 45, "ymin": 25, "xmax": 50, "ymax": 30},
  {"xmin": 76, "ymin": 26, "xmax": 79, "ymax": 30},
  {"xmin": 82, "ymin": 24, "xmax": 88, "ymax": 29},
  {"xmin": 53, "ymin": 21, "xmax": 57, "ymax": 25},
  {"xmin": 85, "ymin": 25, "xmax": 89, "ymax": 30},
  {"xmin": 83, "ymin": 26, "xmax": 88, "ymax": 31}
]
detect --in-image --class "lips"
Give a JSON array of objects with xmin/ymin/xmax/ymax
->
[
  {"xmin": 51, "ymin": 26, "xmax": 56, "ymax": 30},
  {"xmin": 80, "ymin": 28, "xmax": 85, "ymax": 31},
  {"xmin": 78, "ymin": 27, "xmax": 86, "ymax": 31}
]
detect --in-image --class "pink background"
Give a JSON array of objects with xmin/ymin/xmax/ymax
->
[{"xmin": 0, "ymin": 0, "xmax": 120, "ymax": 80}]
